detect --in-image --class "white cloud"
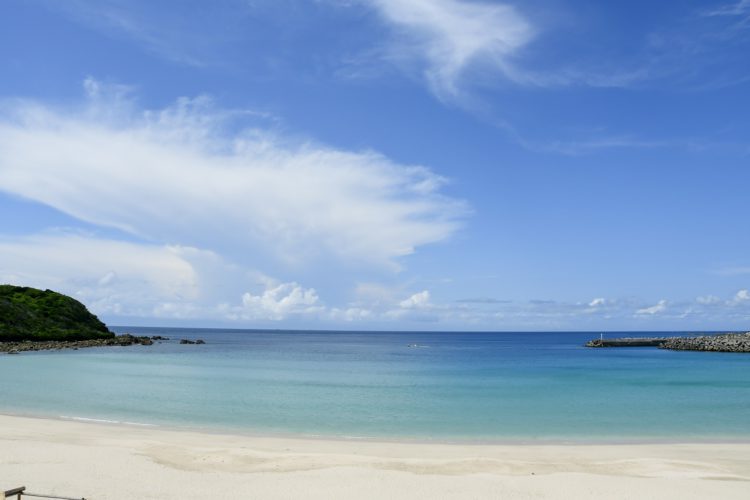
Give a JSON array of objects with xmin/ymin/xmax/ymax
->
[
  {"xmin": 696, "ymin": 295, "xmax": 721, "ymax": 305},
  {"xmin": 365, "ymin": 0, "xmax": 534, "ymax": 99},
  {"xmin": 0, "ymin": 231, "xmax": 332, "ymax": 322},
  {"xmin": 399, "ymin": 290, "xmax": 432, "ymax": 309},
  {"xmin": 360, "ymin": 0, "xmax": 750, "ymax": 105},
  {"xmin": 732, "ymin": 289, "xmax": 750, "ymax": 303},
  {"xmin": 382, "ymin": 289, "xmax": 437, "ymax": 321},
  {"xmin": 0, "ymin": 232, "xmax": 211, "ymax": 317},
  {"xmin": 635, "ymin": 299, "xmax": 668, "ymax": 315},
  {"xmin": 329, "ymin": 306, "xmax": 373, "ymax": 321},
  {"xmin": 0, "ymin": 81, "xmax": 465, "ymax": 269},
  {"xmin": 588, "ymin": 297, "xmax": 607, "ymax": 307},
  {"xmin": 238, "ymin": 281, "xmax": 323, "ymax": 321}
]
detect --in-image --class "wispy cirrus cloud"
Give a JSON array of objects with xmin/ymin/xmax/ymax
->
[
  {"xmin": 355, "ymin": 0, "xmax": 750, "ymax": 101},
  {"xmin": 41, "ymin": 0, "xmax": 750, "ymax": 104},
  {"xmin": 714, "ymin": 266, "xmax": 750, "ymax": 276},
  {"xmin": 703, "ymin": 0, "xmax": 750, "ymax": 18},
  {"xmin": 348, "ymin": 0, "xmax": 750, "ymax": 157},
  {"xmin": 361, "ymin": 0, "xmax": 535, "ymax": 101},
  {"xmin": 37, "ymin": 0, "xmax": 244, "ymax": 67},
  {"xmin": 0, "ymin": 79, "xmax": 465, "ymax": 269}
]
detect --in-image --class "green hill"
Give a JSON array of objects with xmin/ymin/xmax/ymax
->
[{"xmin": 0, "ymin": 285, "xmax": 114, "ymax": 341}]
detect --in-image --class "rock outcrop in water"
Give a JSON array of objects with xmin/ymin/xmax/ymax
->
[
  {"xmin": 179, "ymin": 338, "xmax": 206, "ymax": 345},
  {"xmin": 0, "ymin": 334, "xmax": 155, "ymax": 353}
]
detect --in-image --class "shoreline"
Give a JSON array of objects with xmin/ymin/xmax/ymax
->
[
  {"xmin": 3, "ymin": 410, "xmax": 750, "ymax": 447},
  {"xmin": 2, "ymin": 414, "xmax": 749, "ymax": 500}
]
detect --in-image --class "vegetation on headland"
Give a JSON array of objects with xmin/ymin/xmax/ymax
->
[{"xmin": 0, "ymin": 285, "xmax": 114, "ymax": 341}]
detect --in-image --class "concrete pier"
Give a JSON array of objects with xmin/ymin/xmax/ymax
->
[{"xmin": 585, "ymin": 338, "xmax": 667, "ymax": 348}]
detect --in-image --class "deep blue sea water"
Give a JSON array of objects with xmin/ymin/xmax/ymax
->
[{"xmin": 1, "ymin": 328, "xmax": 748, "ymax": 442}]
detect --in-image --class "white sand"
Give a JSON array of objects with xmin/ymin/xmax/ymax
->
[{"xmin": 1, "ymin": 414, "xmax": 748, "ymax": 500}]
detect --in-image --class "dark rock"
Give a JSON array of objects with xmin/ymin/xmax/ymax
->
[
  {"xmin": 195, "ymin": 339, "xmax": 206, "ymax": 344},
  {"xmin": 180, "ymin": 339, "xmax": 196, "ymax": 345},
  {"xmin": 0, "ymin": 333, "xmax": 157, "ymax": 353}
]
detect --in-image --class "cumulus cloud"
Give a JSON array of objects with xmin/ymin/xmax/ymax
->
[
  {"xmin": 732, "ymin": 289, "xmax": 750, "ymax": 303},
  {"xmin": 364, "ymin": 0, "xmax": 534, "ymax": 99},
  {"xmin": 384, "ymin": 289, "xmax": 438, "ymax": 322},
  {"xmin": 0, "ymin": 80, "xmax": 465, "ymax": 269},
  {"xmin": 399, "ymin": 290, "xmax": 432, "ymax": 309},
  {"xmin": 239, "ymin": 282, "xmax": 323, "ymax": 320},
  {"xmin": 0, "ymin": 231, "xmax": 332, "ymax": 322},
  {"xmin": 635, "ymin": 299, "xmax": 668, "ymax": 316}
]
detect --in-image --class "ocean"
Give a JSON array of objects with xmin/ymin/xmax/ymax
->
[{"xmin": 1, "ymin": 328, "xmax": 748, "ymax": 442}]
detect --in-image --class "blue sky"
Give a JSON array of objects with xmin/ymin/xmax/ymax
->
[{"xmin": 1, "ymin": 0, "xmax": 749, "ymax": 330}]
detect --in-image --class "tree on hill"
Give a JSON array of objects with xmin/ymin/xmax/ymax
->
[{"xmin": 0, "ymin": 285, "xmax": 114, "ymax": 341}]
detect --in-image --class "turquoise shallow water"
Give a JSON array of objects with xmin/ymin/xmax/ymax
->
[{"xmin": 1, "ymin": 328, "xmax": 748, "ymax": 442}]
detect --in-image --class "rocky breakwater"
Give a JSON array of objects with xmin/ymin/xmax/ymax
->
[
  {"xmin": 1, "ymin": 334, "xmax": 155, "ymax": 354},
  {"xmin": 659, "ymin": 332, "xmax": 750, "ymax": 353}
]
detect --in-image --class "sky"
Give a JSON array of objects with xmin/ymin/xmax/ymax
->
[{"xmin": 0, "ymin": 0, "xmax": 749, "ymax": 331}]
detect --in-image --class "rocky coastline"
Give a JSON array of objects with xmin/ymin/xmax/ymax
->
[
  {"xmin": 0, "ymin": 334, "xmax": 156, "ymax": 354},
  {"xmin": 0, "ymin": 334, "xmax": 211, "ymax": 354}
]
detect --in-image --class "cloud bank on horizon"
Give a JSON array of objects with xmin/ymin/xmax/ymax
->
[{"xmin": 0, "ymin": 0, "xmax": 748, "ymax": 329}]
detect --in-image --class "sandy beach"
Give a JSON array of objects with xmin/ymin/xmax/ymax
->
[{"xmin": 1, "ymin": 414, "xmax": 748, "ymax": 499}]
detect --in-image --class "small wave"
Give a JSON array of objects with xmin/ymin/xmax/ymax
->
[{"xmin": 60, "ymin": 415, "xmax": 157, "ymax": 427}]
